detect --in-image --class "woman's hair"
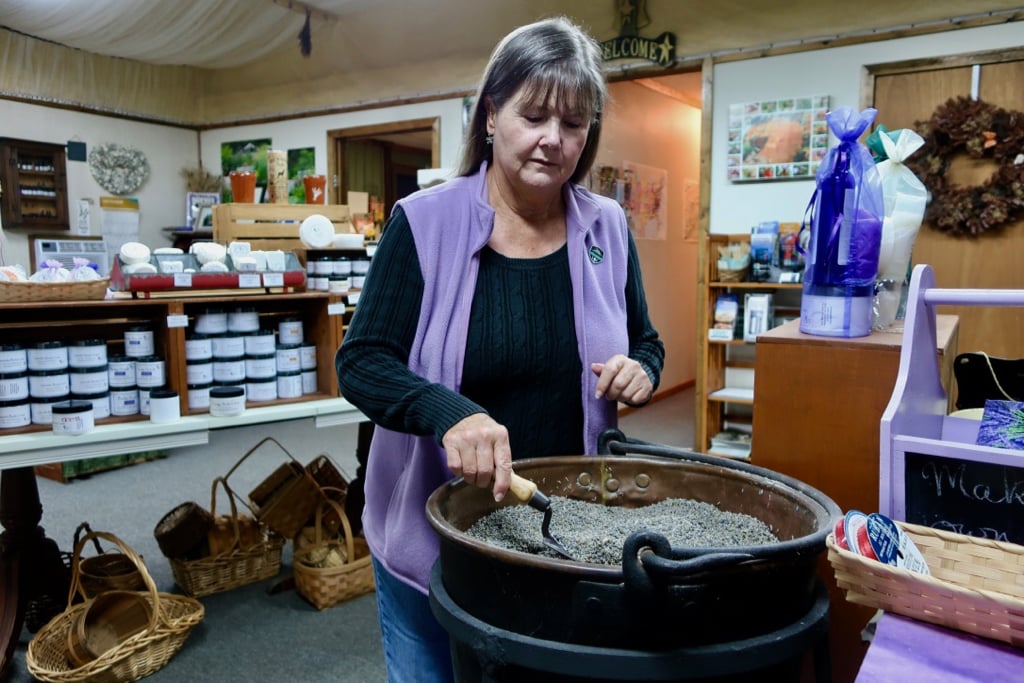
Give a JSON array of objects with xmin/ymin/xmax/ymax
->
[{"xmin": 456, "ymin": 16, "xmax": 607, "ymax": 184}]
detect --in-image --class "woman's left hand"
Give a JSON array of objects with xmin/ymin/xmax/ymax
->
[{"xmin": 591, "ymin": 355, "xmax": 653, "ymax": 405}]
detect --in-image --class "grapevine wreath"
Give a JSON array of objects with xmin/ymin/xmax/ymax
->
[
  {"xmin": 905, "ymin": 96, "xmax": 1024, "ymax": 237},
  {"xmin": 88, "ymin": 143, "xmax": 150, "ymax": 195}
]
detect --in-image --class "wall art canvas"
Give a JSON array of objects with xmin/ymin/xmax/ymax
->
[
  {"xmin": 726, "ymin": 95, "xmax": 829, "ymax": 182},
  {"xmin": 220, "ymin": 138, "xmax": 271, "ymax": 200},
  {"xmin": 287, "ymin": 147, "xmax": 316, "ymax": 203}
]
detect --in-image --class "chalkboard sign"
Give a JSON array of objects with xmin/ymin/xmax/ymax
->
[{"xmin": 904, "ymin": 451, "xmax": 1024, "ymax": 544}]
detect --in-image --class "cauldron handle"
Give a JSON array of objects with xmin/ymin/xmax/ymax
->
[
  {"xmin": 598, "ymin": 428, "xmax": 660, "ymax": 454},
  {"xmin": 623, "ymin": 530, "xmax": 755, "ymax": 593}
]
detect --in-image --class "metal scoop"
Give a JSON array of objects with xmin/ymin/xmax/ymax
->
[{"xmin": 508, "ymin": 472, "xmax": 574, "ymax": 560}]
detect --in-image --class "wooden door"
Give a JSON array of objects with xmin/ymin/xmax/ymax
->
[{"xmin": 870, "ymin": 53, "xmax": 1024, "ymax": 360}]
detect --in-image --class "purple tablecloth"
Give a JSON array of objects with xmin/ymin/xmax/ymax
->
[{"xmin": 856, "ymin": 613, "xmax": 1024, "ymax": 682}]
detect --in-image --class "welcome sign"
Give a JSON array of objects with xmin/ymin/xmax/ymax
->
[{"xmin": 601, "ymin": 0, "xmax": 676, "ymax": 67}]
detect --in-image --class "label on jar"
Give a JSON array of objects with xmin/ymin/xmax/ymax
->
[
  {"xmin": 246, "ymin": 377, "xmax": 278, "ymax": 402},
  {"xmin": 213, "ymin": 357, "xmax": 246, "ymax": 382},
  {"xmin": 72, "ymin": 392, "xmax": 111, "ymax": 420},
  {"xmin": 301, "ymin": 369, "xmax": 318, "ymax": 394},
  {"xmin": 212, "ymin": 334, "xmax": 245, "ymax": 359},
  {"xmin": 29, "ymin": 370, "xmax": 70, "ymax": 398},
  {"xmin": 186, "ymin": 361, "xmax": 214, "ymax": 385},
  {"xmin": 136, "ymin": 357, "xmax": 166, "ymax": 388},
  {"xmin": 184, "ymin": 335, "xmax": 213, "ymax": 361},
  {"xmin": 195, "ymin": 310, "xmax": 228, "ymax": 335},
  {"xmin": 31, "ymin": 394, "xmax": 70, "ymax": 425},
  {"xmin": 227, "ymin": 308, "xmax": 260, "ymax": 333},
  {"xmin": 124, "ymin": 328, "xmax": 155, "ymax": 357},
  {"xmin": 69, "ymin": 340, "xmax": 108, "ymax": 368},
  {"xmin": 70, "ymin": 366, "xmax": 109, "ymax": 395},
  {"xmin": 0, "ymin": 372, "xmax": 29, "ymax": 401},
  {"xmin": 245, "ymin": 331, "xmax": 276, "ymax": 356},
  {"xmin": 0, "ymin": 399, "xmax": 31, "ymax": 429},
  {"xmin": 275, "ymin": 344, "xmax": 301, "ymax": 373},
  {"xmin": 0, "ymin": 345, "xmax": 28, "ymax": 374},
  {"xmin": 110, "ymin": 386, "xmax": 140, "ymax": 416},
  {"xmin": 278, "ymin": 319, "xmax": 304, "ymax": 345},
  {"xmin": 245, "ymin": 354, "xmax": 277, "ymax": 379},
  {"xmin": 52, "ymin": 400, "xmax": 94, "ymax": 435},
  {"xmin": 277, "ymin": 371, "xmax": 302, "ymax": 399},
  {"xmin": 28, "ymin": 343, "xmax": 68, "ymax": 371},
  {"xmin": 187, "ymin": 383, "xmax": 212, "ymax": 410}
]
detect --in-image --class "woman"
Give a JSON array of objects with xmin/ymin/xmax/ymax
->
[{"xmin": 336, "ymin": 16, "xmax": 664, "ymax": 682}]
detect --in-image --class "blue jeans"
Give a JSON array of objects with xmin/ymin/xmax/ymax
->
[{"xmin": 372, "ymin": 556, "xmax": 454, "ymax": 683}]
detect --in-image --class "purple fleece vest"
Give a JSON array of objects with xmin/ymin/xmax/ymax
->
[{"xmin": 363, "ymin": 162, "xmax": 630, "ymax": 593}]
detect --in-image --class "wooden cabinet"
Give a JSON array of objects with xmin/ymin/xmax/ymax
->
[
  {"xmin": 751, "ymin": 315, "xmax": 959, "ymax": 683},
  {"xmin": 696, "ymin": 233, "xmax": 801, "ymax": 457},
  {"xmin": 0, "ymin": 292, "xmax": 345, "ymax": 438},
  {"xmin": 0, "ymin": 138, "xmax": 69, "ymax": 230}
]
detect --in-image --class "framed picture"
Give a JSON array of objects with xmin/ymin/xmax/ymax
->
[
  {"xmin": 192, "ymin": 205, "xmax": 214, "ymax": 232},
  {"xmin": 726, "ymin": 95, "xmax": 829, "ymax": 182},
  {"xmin": 185, "ymin": 191, "xmax": 220, "ymax": 228}
]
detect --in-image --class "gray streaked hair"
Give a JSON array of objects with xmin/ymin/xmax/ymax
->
[{"xmin": 456, "ymin": 16, "xmax": 607, "ymax": 184}]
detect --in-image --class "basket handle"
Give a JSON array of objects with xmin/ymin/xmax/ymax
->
[
  {"xmin": 68, "ymin": 530, "xmax": 161, "ymax": 635},
  {"xmin": 72, "ymin": 521, "xmax": 105, "ymax": 557},
  {"xmin": 223, "ymin": 436, "xmax": 303, "ymax": 493},
  {"xmin": 311, "ymin": 490, "xmax": 355, "ymax": 566},
  {"xmin": 209, "ymin": 476, "xmax": 245, "ymax": 550}
]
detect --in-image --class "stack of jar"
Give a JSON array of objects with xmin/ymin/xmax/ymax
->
[
  {"xmin": 305, "ymin": 253, "xmax": 370, "ymax": 293},
  {"xmin": 0, "ymin": 343, "xmax": 32, "ymax": 429},
  {"xmin": 111, "ymin": 326, "xmax": 164, "ymax": 417}
]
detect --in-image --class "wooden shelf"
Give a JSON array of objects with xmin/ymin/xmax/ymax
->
[{"xmin": 0, "ymin": 137, "xmax": 69, "ymax": 230}]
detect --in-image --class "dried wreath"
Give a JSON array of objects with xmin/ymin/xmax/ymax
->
[
  {"xmin": 88, "ymin": 143, "xmax": 150, "ymax": 195},
  {"xmin": 905, "ymin": 96, "xmax": 1024, "ymax": 237}
]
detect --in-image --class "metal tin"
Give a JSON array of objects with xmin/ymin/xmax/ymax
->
[
  {"xmin": 0, "ymin": 398, "xmax": 31, "ymax": 429},
  {"xmin": 107, "ymin": 356, "xmax": 136, "ymax": 387},
  {"xmin": 276, "ymin": 371, "xmax": 302, "ymax": 399},
  {"xmin": 244, "ymin": 330, "xmax": 277, "ymax": 356},
  {"xmin": 245, "ymin": 376, "xmax": 278, "ymax": 402},
  {"xmin": 209, "ymin": 385, "xmax": 246, "ymax": 417},
  {"xmin": 69, "ymin": 365, "xmax": 109, "ymax": 395},
  {"xmin": 71, "ymin": 391, "xmax": 111, "ymax": 420},
  {"xmin": 213, "ymin": 357, "xmax": 246, "ymax": 383},
  {"xmin": 0, "ymin": 343, "xmax": 28, "ymax": 374},
  {"xmin": 109, "ymin": 385, "xmax": 140, "ymax": 416},
  {"xmin": 29, "ymin": 369, "xmax": 70, "ymax": 398},
  {"xmin": 135, "ymin": 356, "xmax": 165, "ymax": 388},
  {"xmin": 51, "ymin": 399, "xmax": 94, "ymax": 435},
  {"xmin": 278, "ymin": 318, "xmax": 304, "ymax": 345},
  {"xmin": 68, "ymin": 339, "xmax": 108, "ymax": 368},
  {"xmin": 28, "ymin": 341, "xmax": 68, "ymax": 371},
  {"xmin": 186, "ymin": 359, "xmax": 214, "ymax": 385},
  {"xmin": 212, "ymin": 333, "xmax": 245, "ymax": 359},
  {"xmin": 184, "ymin": 334, "xmax": 213, "ymax": 361},
  {"xmin": 124, "ymin": 326, "xmax": 155, "ymax": 357},
  {"xmin": 0, "ymin": 371, "xmax": 29, "ymax": 401},
  {"xmin": 31, "ymin": 393, "xmax": 70, "ymax": 425}
]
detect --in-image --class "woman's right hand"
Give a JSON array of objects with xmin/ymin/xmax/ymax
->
[{"xmin": 442, "ymin": 413, "xmax": 513, "ymax": 502}]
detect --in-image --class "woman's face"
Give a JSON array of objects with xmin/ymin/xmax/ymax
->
[{"xmin": 486, "ymin": 85, "xmax": 589, "ymax": 195}]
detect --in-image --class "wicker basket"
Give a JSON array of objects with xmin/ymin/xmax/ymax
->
[
  {"xmin": 717, "ymin": 266, "xmax": 748, "ymax": 283},
  {"xmin": 827, "ymin": 521, "xmax": 1024, "ymax": 647},
  {"xmin": 168, "ymin": 476, "xmax": 283, "ymax": 598},
  {"xmin": 234, "ymin": 437, "xmax": 322, "ymax": 540},
  {"xmin": 306, "ymin": 455, "xmax": 350, "ymax": 536},
  {"xmin": 153, "ymin": 501, "xmax": 214, "ymax": 560},
  {"xmin": 0, "ymin": 278, "xmax": 110, "ymax": 303},
  {"xmin": 27, "ymin": 530, "xmax": 204, "ymax": 683},
  {"xmin": 293, "ymin": 497, "xmax": 374, "ymax": 611},
  {"xmin": 73, "ymin": 522, "xmax": 145, "ymax": 599}
]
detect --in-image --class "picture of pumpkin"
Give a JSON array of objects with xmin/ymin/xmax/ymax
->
[{"xmin": 742, "ymin": 113, "xmax": 811, "ymax": 164}]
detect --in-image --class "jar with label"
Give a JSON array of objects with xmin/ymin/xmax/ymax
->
[
  {"xmin": 31, "ymin": 393, "xmax": 69, "ymax": 425},
  {"xmin": 28, "ymin": 341, "xmax": 68, "ymax": 371},
  {"xmin": 187, "ymin": 383, "xmax": 212, "ymax": 411},
  {"xmin": 277, "ymin": 371, "xmax": 303, "ymax": 399},
  {"xmin": 184, "ymin": 334, "xmax": 213, "ymax": 361},
  {"xmin": 244, "ymin": 330, "xmax": 276, "ymax": 356},
  {"xmin": 135, "ymin": 356, "xmax": 166, "ymax": 388},
  {"xmin": 244, "ymin": 354, "xmax": 277, "ymax": 380},
  {"xmin": 71, "ymin": 391, "xmax": 111, "ymax": 420},
  {"xmin": 139, "ymin": 386, "xmax": 161, "ymax": 416},
  {"xmin": 107, "ymin": 356, "xmax": 136, "ymax": 387},
  {"xmin": 70, "ymin": 365, "xmax": 109, "ymax": 395},
  {"xmin": 29, "ymin": 369, "xmax": 70, "ymax": 398},
  {"xmin": 299, "ymin": 344, "xmax": 317, "ymax": 370},
  {"xmin": 69, "ymin": 339, "xmax": 108, "ymax": 368},
  {"xmin": 52, "ymin": 400, "xmax": 94, "ymax": 435},
  {"xmin": 332, "ymin": 256, "xmax": 352, "ymax": 276},
  {"xmin": 124, "ymin": 326, "xmax": 155, "ymax": 358},
  {"xmin": 109, "ymin": 385, "xmax": 140, "ymax": 416},
  {"xmin": 275, "ymin": 344, "xmax": 301, "ymax": 373},
  {"xmin": 0, "ymin": 344, "xmax": 27, "ymax": 374},
  {"xmin": 0, "ymin": 398, "xmax": 31, "ymax": 429},
  {"xmin": 195, "ymin": 308, "xmax": 228, "ymax": 335},
  {"xmin": 228, "ymin": 306, "xmax": 260, "ymax": 333},
  {"xmin": 301, "ymin": 369, "xmax": 318, "ymax": 394},
  {"xmin": 212, "ymin": 333, "xmax": 245, "ymax": 359},
  {"xmin": 314, "ymin": 256, "xmax": 333, "ymax": 275},
  {"xmin": 213, "ymin": 357, "xmax": 246, "ymax": 383},
  {"xmin": 352, "ymin": 257, "xmax": 371, "ymax": 275},
  {"xmin": 327, "ymin": 274, "xmax": 348, "ymax": 294},
  {"xmin": 186, "ymin": 359, "xmax": 214, "ymax": 385},
  {"xmin": 278, "ymin": 318, "xmax": 304, "ymax": 345},
  {"xmin": 246, "ymin": 376, "xmax": 278, "ymax": 402},
  {"xmin": 0, "ymin": 371, "xmax": 29, "ymax": 401},
  {"xmin": 149, "ymin": 389, "xmax": 180, "ymax": 424},
  {"xmin": 209, "ymin": 385, "xmax": 246, "ymax": 417}
]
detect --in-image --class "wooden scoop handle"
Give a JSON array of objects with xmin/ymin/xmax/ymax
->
[{"xmin": 508, "ymin": 472, "xmax": 538, "ymax": 503}]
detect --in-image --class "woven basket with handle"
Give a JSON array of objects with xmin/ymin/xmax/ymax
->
[
  {"xmin": 238, "ymin": 436, "xmax": 322, "ymax": 540},
  {"xmin": 27, "ymin": 530, "xmax": 204, "ymax": 683},
  {"xmin": 293, "ymin": 493, "xmax": 374, "ymax": 610},
  {"xmin": 828, "ymin": 520, "xmax": 1024, "ymax": 647},
  {"xmin": 73, "ymin": 522, "xmax": 145, "ymax": 599}
]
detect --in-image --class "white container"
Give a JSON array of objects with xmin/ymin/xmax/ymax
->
[
  {"xmin": 186, "ymin": 360, "xmax": 214, "ymax": 385},
  {"xmin": 29, "ymin": 370, "xmax": 70, "ymax": 398},
  {"xmin": 0, "ymin": 372, "xmax": 29, "ymax": 401},
  {"xmin": 0, "ymin": 344, "xmax": 28, "ymax": 374},
  {"xmin": 51, "ymin": 400, "xmax": 94, "ymax": 435},
  {"xmin": 351, "ymin": 275, "xmax": 366, "ymax": 289},
  {"xmin": 228, "ymin": 307, "xmax": 260, "ymax": 333},
  {"xmin": 245, "ymin": 330, "xmax": 277, "ymax": 356},
  {"xmin": 184, "ymin": 334, "xmax": 213, "ymax": 361},
  {"xmin": 212, "ymin": 334, "xmax": 245, "ymax": 359},
  {"xmin": 28, "ymin": 342, "xmax": 68, "ymax": 371},
  {"xmin": 69, "ymin": 366, "xmax": 109, "ymax": 395},
  {"xmin": 302, "ymin": 370, "xmax": 319, "ymax": 394},
  {"xmin": 195, "ymin": 309, "xmax": 228, "ymax": 334},
  {"xmin": 332, "ymin": 258, "xmax": 352, "ymax": 276},
  {"xmin": 149, "ymin": 389, "xmax": 180, "ymax": 423},
  {"xmin": 68, "ymin": 339, "xmax": 108, "ymax": 368},
  {"xmin": 72, "ymin": 391, "xmax": 111, "ymax": 420},
  {"xmin": 245, "ymin": 354, "xmax": 277, "ymax": 379},
  {"xmin": 31, "ymin": 394, "xmax": 69, "ymax": 425},
  {"xmin": 278, "ymin": 318, "xmax": 304, "ymax": 345},
  {"xmin": 327, "ymin": 275, "xmax": 348, "ymax": 294},
  {"xmin": 209, "ymin": 385, "xmax": 246, "ymax": 417},
  {"xmin": 124, "ymin": 327, "xmax": 155, "ymax": 358},
  {"xmin": 107, "ymin": 356, "xmax": 136, "ymax": 388},
  {"xmin": 275, "ymin": 344, "xmax": 301, "ymax": 373},
  {"xmin": 352, "ymin": 258, "xmax": 371, "ymax": 275},
  {"xmin": 187, "ymin": 383, "xmax": 211, "ymax": 410},
  {"xmin": 109, "ymin": 386, "xmax": 140, "ymax": 416},
  {"xmin": 246, "ymin": 376, "xmax": 278, "ymax": 402},
  {"xmin": 299, "ymin": 344, "xmax": 317, "ymax": 370},
  {"xmin": 135, "ymin": 356, "xmax": 165, "ymax": 388},
  {"xmin": 313, "ymin": 257, "xmax": 333, "ymax": 275},
  {"xmin": 309, "ymin": 274, "xmax": 327, "ymax": 291},
  {"xmin": 213, "ymin": 357, "xmax": 246, "ymax": 383},
  {"xmin": 0, "ymin": 399, "xmax": 31, "ymax": 429},
  {"xmin": 276, "ymin": 371, "xmax": 302, "ymax": 399}
]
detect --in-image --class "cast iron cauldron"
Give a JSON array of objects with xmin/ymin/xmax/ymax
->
[{"xmin": 426, "ymin": 436, "xmax": 841, "ymax": 651}]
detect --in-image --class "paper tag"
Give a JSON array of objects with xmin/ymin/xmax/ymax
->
[
  {"xmin": 166, "ymin": 314, "xmax": 189, "ymax": 328},
  {"xmin": 238, "ymin": 273, "xmax": 261, "ymax": 288},
  {"xmin": 327, "ymin": 302, "xmax": 346, "ymax": 316},
  {"xmin": 262, "ymin": 272, "xmax": 284, "ymax": 288},
  {"xmin": 173, "ymin": 273, "xmax": 193, "ymax": 288}
]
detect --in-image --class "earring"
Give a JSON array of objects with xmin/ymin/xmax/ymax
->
[{"xmin": 485, "ymin": 134, "xmax": 494, "ymax": 145}]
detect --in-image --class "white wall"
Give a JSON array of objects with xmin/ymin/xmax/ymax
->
[
  {"xmin": 708, "ymin": 22, "xmax": 1024, "ymax": 234},
  {"xmin": 0, "ymin": 100, "xmax": 198, "ymax": 269}
]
